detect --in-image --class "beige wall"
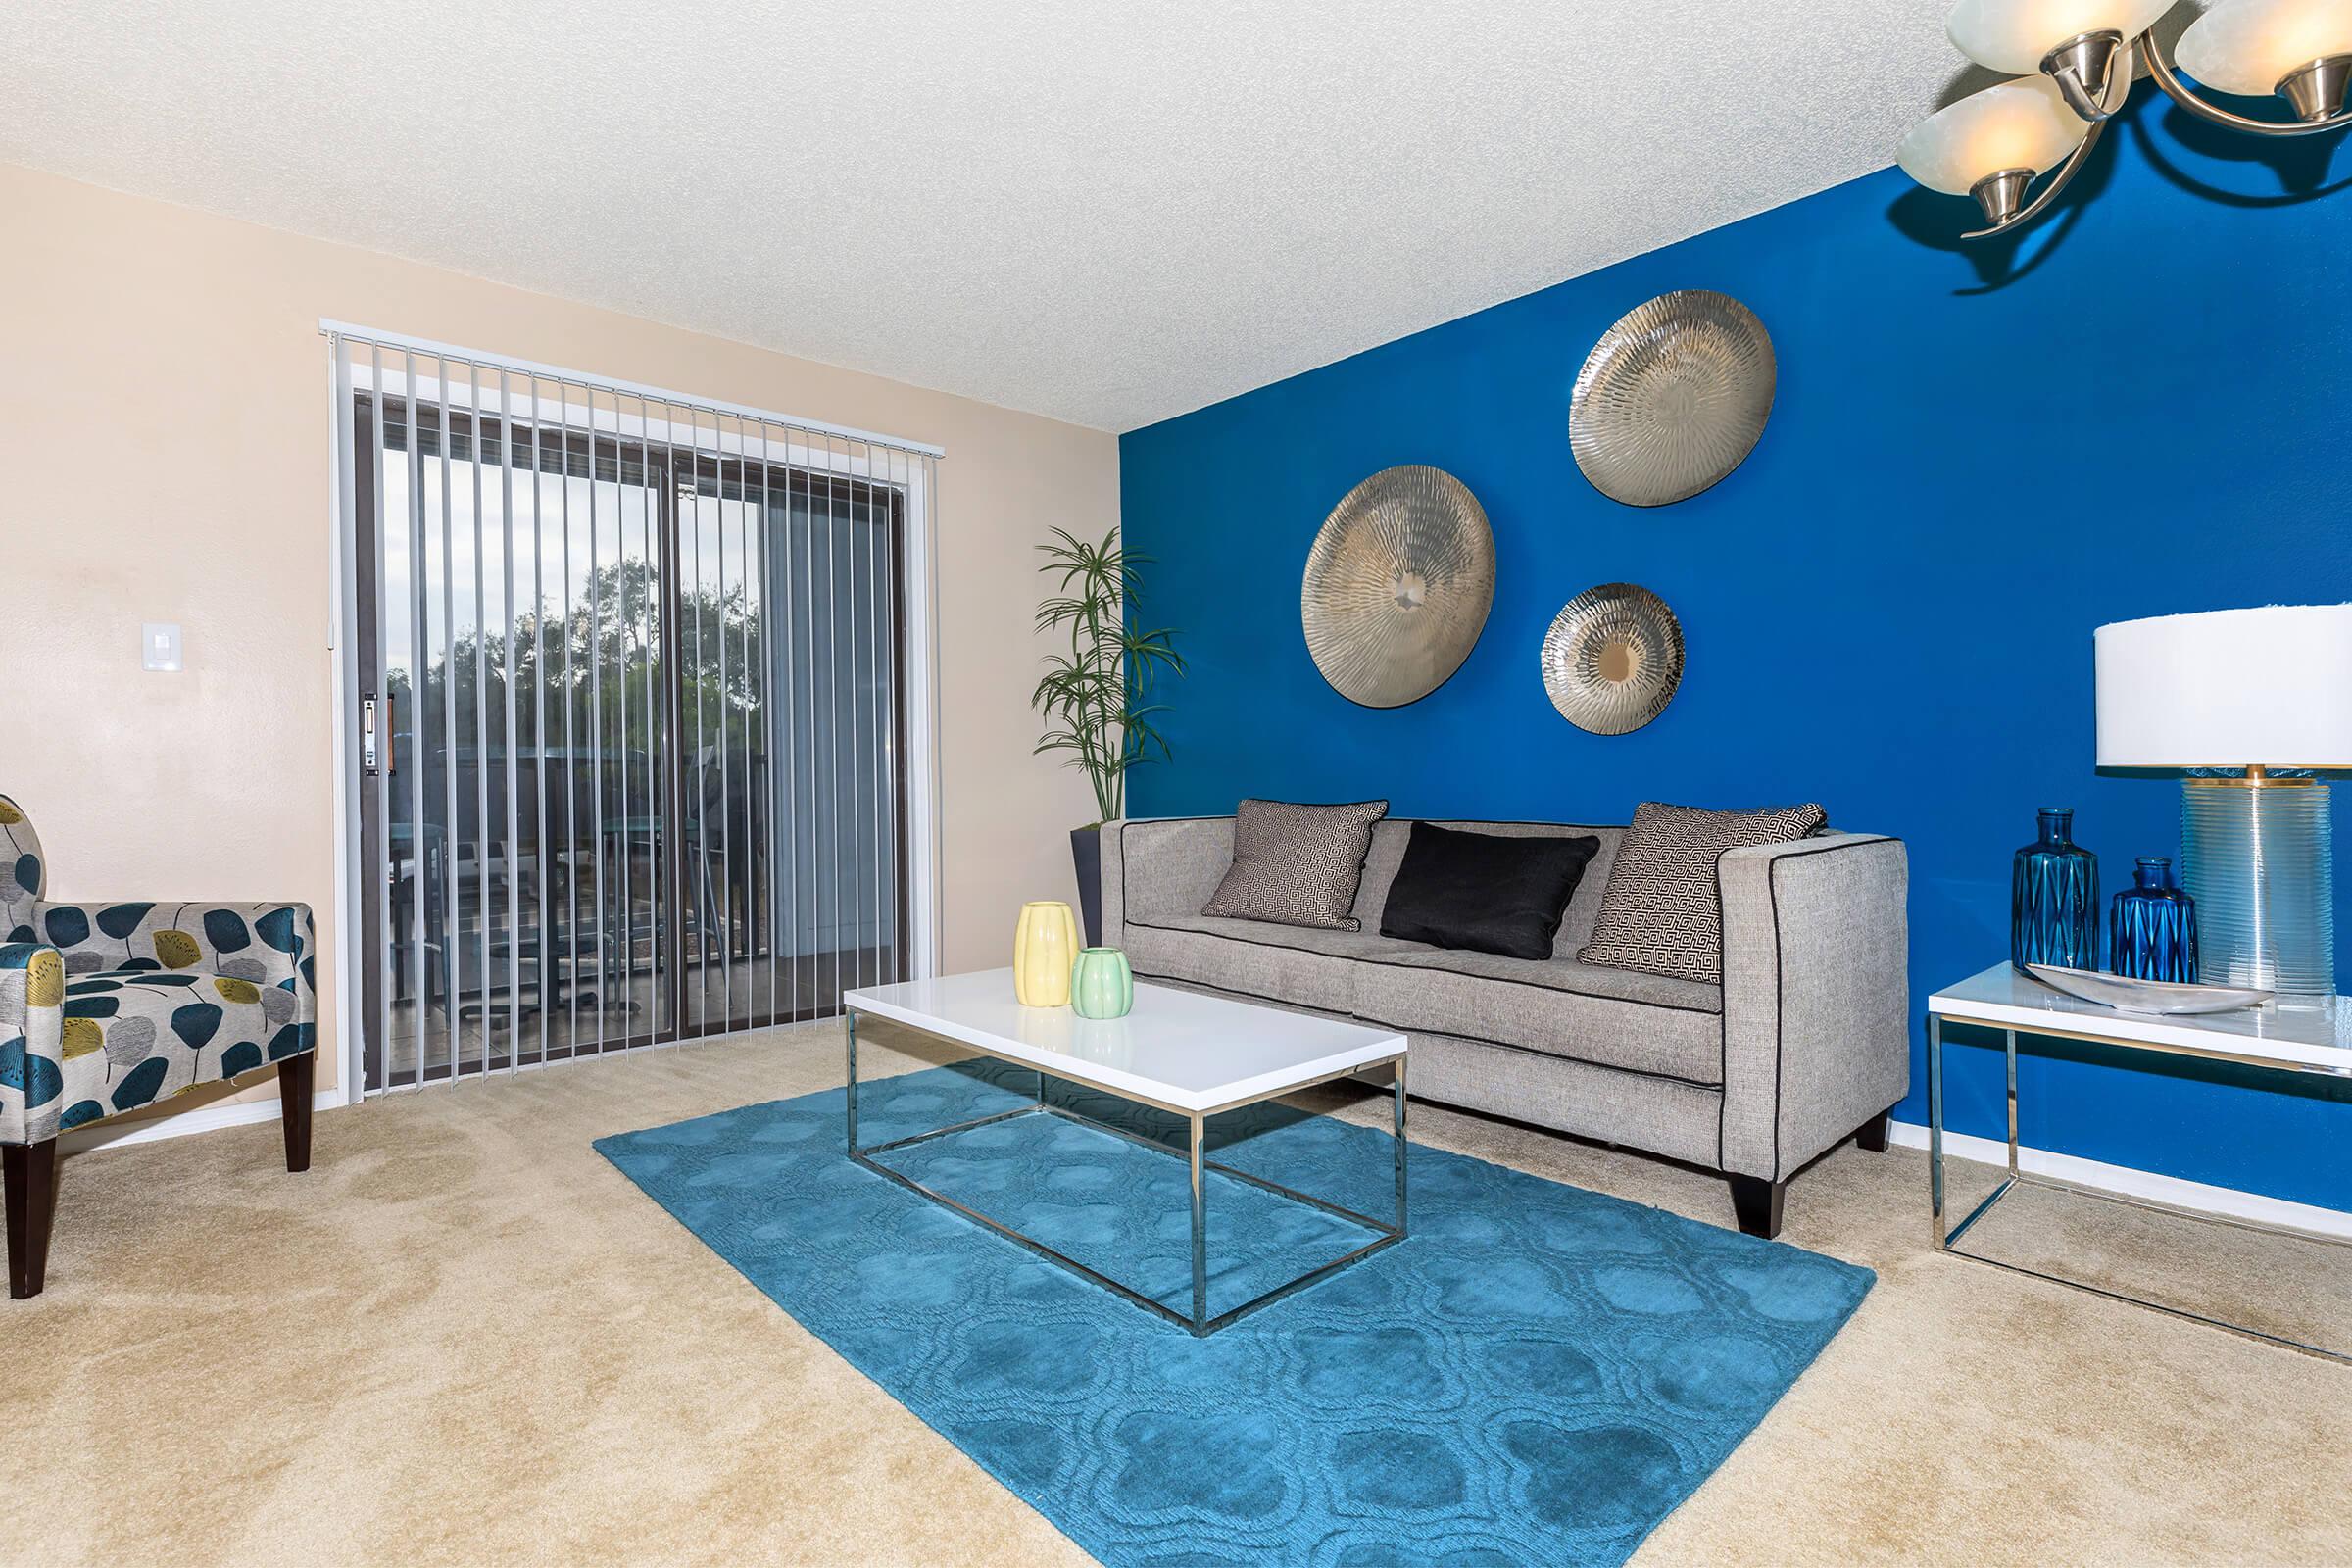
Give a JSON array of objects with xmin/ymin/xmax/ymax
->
[{"xmin": 0, "ymin": 162, "xmax": 1113, "ymax": 1112}]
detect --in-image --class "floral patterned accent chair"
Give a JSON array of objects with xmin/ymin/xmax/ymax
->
[{"xmin": 0, "ymin": 793, "xmax": 318, "ymax": 1298}]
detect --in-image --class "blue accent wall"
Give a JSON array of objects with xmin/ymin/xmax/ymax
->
[{"xmin": 1118, "ymin": 90, "xmax": 2352, "ymax": 1213}]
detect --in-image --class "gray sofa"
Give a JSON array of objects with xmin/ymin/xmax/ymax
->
[{"xmin": 1099, "ymin": 814, "xmax": 1909, "ymax": 1239}]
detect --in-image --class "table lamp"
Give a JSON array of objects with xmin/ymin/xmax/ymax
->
[{"xmin": 2095, "ymin": 605, "xmax": 2352, "ymax": 999}]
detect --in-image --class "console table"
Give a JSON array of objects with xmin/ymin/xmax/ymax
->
[{"xmin": 1928, "ymin": 962, "xmax": 2352, "ymax": 1362}]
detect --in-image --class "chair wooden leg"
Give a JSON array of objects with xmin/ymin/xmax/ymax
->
[
  {"xmin": 6, "ymin": 1138, "xmax": 59, "ymax": 1300},
  {"xmin": 1728, "ymin": 1174, "xmax": 1785, "ymax": 1241},
  {"xmin": 278, "ymin": 1053, "xmax": 316, "ymax": 1174}
]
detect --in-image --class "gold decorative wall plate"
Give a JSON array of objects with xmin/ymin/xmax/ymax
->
[
  {"xmin": 1541, "ymin": 583, "xmax": 1685, "ymax": 734},
  {"xmin": 1301, "ymin": 466, "xmax": 1495, "ymax": 708},
  {"xmin": 1569, "ymin": 291, "xmax": 1775, "ymax": 507}
]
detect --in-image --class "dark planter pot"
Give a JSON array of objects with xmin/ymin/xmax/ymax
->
[{"xmin": 1070, "ymin": 825, "xmax": 1104, "ymax": 948}]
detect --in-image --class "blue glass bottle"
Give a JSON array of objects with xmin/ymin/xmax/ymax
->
[
  {"xmin": 2012, "ymin": 807, "xmax": 2100, "ymax": 972},
  {"xmin": 2110, "ymin": 857, "xmax": 2198, "ymax": 983}
]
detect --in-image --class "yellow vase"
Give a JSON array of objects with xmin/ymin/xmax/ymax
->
[{"xmin": 1013, "ymin": 900, "xmax": 1079, "ymax": 1007}]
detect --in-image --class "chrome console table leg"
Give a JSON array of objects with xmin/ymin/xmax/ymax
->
[
  {"xmin": 844, "ymin": 1008, "xmax": 859, "ymax": 1153},
  {"xmin": 1934, "ymin": 1012, "xmax": 2021, "ymax": 1253},
  {"xmin": 2005, "ymin": 1026, "xmax": 2020, "ymax": 1178},
  {"xmin": 1189, "ymin": 1112, "xmax": 1208, "ymax": 1332},
  {"xmin": 1394, "ymin": 1057, "xmax": 1409, "ymax": 1234},
  {"xmin": 1929, "ymin": 1013, "xmax": 1945, "ymax": 1248}
]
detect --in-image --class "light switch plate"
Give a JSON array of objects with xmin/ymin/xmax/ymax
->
[{"xmin": 141, "ymin": 622, "xmax": 183, "ymax": 672}]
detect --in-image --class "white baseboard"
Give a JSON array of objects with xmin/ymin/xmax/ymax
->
[
  {"xmin": 60, "ymin": 1089, "xmax": 345, "ymax": 1156},
  {"xmin": 1889, "ymin": 1119, "xmax": 2352, "ymax": 1242}
]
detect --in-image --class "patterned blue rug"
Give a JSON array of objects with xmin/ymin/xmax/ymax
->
[{"xmin": 596, "ymin": 1062, "xmax": 1872, "ymax": 1567}]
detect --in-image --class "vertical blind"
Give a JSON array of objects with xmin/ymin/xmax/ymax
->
[{"xmin": 330, "ymin": 331, "xmax": 939, "ymax": 1092}]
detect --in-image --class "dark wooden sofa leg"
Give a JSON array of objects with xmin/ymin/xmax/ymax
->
[
  {"xmin": 1728, "ymin": 1175, "xmax": 1785, "ymax": 1241},
  {"xmin": 1855, "ymin": 1107, "xmax": 1892, "ymax": 1154},
  {"xmin": 279, "ymin": 1053, "xmax": 316, "ymax": 1174},
  {"xmin": 6, "ymin": 1138, "xmax": 59, "ymax": 1300}
]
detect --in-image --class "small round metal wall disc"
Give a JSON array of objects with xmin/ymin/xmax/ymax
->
[{"xmin": 1541, "ymin": 583, "xmax": 1685, "ymax": 734}]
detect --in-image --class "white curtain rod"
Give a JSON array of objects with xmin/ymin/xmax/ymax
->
[{"xmin": 318, "ymin": 318, "xmax": 948, "ymax": 459}]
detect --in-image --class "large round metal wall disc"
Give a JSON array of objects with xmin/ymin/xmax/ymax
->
[
  {"xmin": 1301, "ymin": 465, "xmax": 1495, "ymax": 708},
  {"xmin": 1569, "ymin": 290, "xmax": 1775, "ymax": 507}
]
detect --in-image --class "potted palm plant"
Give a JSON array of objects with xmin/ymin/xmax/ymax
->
[{"xmin": 1031, "ymin": 525, "xmax": 1186, "ymax": 946}]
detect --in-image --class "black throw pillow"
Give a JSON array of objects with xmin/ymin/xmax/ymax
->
[{"xmin": 1379, "ymin": 822, "xmax": 1602, "ymax": 961}]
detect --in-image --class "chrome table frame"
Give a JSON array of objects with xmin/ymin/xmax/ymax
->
[
  {"xmin": 845, "ymin": 1007, "xmax": 1407, "ymax": 1336},
  {"xmin": 1930, "ymin": 1006, "xmax": 2352, "ymax": 1365}
]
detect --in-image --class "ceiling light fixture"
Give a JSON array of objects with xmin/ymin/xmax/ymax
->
[{"xmin": 1899, "ymin": 0, "xmax": 2352, "ymax": 238}]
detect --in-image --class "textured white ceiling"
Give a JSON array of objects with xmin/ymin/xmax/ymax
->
[{"xmin": 3, "ymin": 1, "xmax": 1967, "ymax": 430}]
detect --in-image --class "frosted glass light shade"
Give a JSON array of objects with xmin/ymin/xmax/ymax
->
[
  {"xmin": 1947, "ymin": 0, "xmax": 2178, "ymax": 73},
  {"xmin": 1897, "ymin": 75, "xmax": 2092, "ymax": 194},
  {"xmin": 2094, "ymin": 604, "xmax": 2352, "ymax": 766},
  {"xmin": 2177, "ymin": 0, "xmax": 2352, "ymax": 94}
]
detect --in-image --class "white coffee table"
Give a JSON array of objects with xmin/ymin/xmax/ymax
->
[{"xmin": 842, "ymin": 968, "xmax": 1408, "ymax": 1335}]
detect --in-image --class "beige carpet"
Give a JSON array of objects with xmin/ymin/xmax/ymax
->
[{"xmin": 4, "ymin": 1020, "xmax": 2346, "ymax": 1568}]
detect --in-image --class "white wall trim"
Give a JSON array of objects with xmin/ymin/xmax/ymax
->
[
  {"xmin": 1891, "ymin": 1119, "xmax": 2352, "ymax": 1242},
  {"xmin": 904, "ymin": 457, "xmax": 943, "ymax": 981},
  {"xmin": 61, "ymin": 1090, "xmax": 345, "ymax": 1156},
  {"xmin": 327, "ymin": 339, "xmax": 367, "ymax": 1109}
]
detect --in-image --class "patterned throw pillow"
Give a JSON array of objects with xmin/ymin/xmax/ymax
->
[
  {"xmin": 1580, "ymin": 801, "xmax": 1828, "ymax": 984},
  {"xmin": 1203, "ymin": 799, "xmax": 1390, "ymax": 931}
]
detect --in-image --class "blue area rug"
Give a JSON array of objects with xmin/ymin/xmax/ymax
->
[{"xmin": 596, "ymin": 1062, "xmax": 1873, "ymax": 1567}]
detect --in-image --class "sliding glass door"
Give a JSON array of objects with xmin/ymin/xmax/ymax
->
[{"xmin": 339, "ymin": 343, "xmax": 915, "ymax": 1091}]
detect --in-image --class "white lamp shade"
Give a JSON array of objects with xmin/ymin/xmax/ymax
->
[
  {"xmin": 2095, "ymin": 604, "xmax": 2352, "ymax": 766},
  {"xmin": 1947, "ymin": 0, "xmax": 2177, "ymax": 73},
  {"xmin": 1897, "ymin": 75, "xmax": 2093, "ymax": 194},
  {"xmin": 2177, "ymin": 0, "xmax": 2352, "ymax": 94}
]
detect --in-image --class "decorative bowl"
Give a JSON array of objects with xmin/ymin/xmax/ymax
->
[{"xmin": 2024, "ymin": 964, "xmax": 2272, "ymax": 1016}]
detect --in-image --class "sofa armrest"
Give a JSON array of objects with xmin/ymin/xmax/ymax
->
[
  {"xmin": 1716, "ymin": 834, "xmax": 1909, "ymax": 1182},
  {"xmin": 34, "ymin": 901, "xmax": 316, "ymax": 1024},
  {"xmin": 1099, "ymin": 817, "xmax": 1236, "ymax": 948},
  {"xmin": 1100, "ymin": 820, "xmax": 1129, "ymax": 949},
  {"xmin": 0, "ymin": 943, "xmax": 68, "ymax": 1145}
]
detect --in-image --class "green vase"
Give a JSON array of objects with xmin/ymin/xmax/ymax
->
[{"xmin": 1070, "ymin": 947, "xmax": 1134, "ymax": 1019}]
